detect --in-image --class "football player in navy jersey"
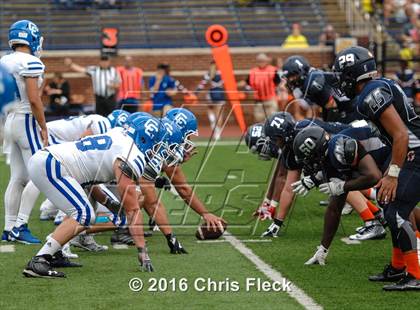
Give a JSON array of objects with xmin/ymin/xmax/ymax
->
[
  {"xmin": 282, "ymin": 55, "xmax": 359, "ymax": 124},
  {"xmin": 333, "ymin": 46, "xmax": 420, "ymax": 290}
]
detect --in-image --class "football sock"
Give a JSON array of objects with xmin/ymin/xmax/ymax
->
[
  {"xmin": 391, "ymin": 247, "xmax": 405, "ymax": 270},
  {"xmin": 366, "ymin": 200, "xmax": 380, "ymax": 214},
  {"xmin": 4, "ymin": 179, "xmax": 24, "ymax": 231},
  {"xmin": 359, "ymin": 208, "xmax": 375, "ymax": 222},
  {"xmin": 37, "ymin": 237, "xmax": 62, "ymax": 257},
  {"xmin": 208, "ymin": 112, "xmax": 216, "ymax": 129},
  {"xmin": 403, "ymin": 252, "xmax": 420, "ymax": 279},
  {"xmin": 273, "ymin": 218, "xmax": 283, "ymax": 227},
  {"xmin": 15, "ymin": 181, "xmax": 40, "ymax": 228}
]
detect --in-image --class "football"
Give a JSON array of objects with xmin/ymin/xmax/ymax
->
[{"xmin": 195, "ymin": 221, "xmax": 227, "ymax": 240}]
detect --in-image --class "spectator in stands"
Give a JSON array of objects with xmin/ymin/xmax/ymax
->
[
  {"xmin": 64, "ymin": 55, "xmax": 120, "ymax": 116},
  {"xmin": 395, "ymin": 60, "xmax": 416, "ymax": 102},
  {"xmin": 44, "ymin": 72, "xmax": 71, "ymax": 115},
  {"xmin": 116, "ymin": 56, "xmax": 144, "ymax": 113},
  {"xmin": 318, "ymin": 24, "xmax": 339, "ymax": 47},
  {"xmin": 149, "ymin": 63, "xmax": 177, "ymax": 116},
  {"xmin": 238, "ymin": 53, "xmax": 280, "ymax": 122},
  {"xmin": 282, "ymin": 23, "xmax": 309, "ymax": 48}
]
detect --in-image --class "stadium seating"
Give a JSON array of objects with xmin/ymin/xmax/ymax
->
[{"xmin": 0, "ymin": 0, "xmax": 349, "ymax": 50}]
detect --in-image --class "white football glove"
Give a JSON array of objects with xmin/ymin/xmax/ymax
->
[
  {"xmin": 291, "ymin": 176, "xmax": 316, "ymax": 196},
  {"xmin": 319, "ymin": 178, "xmax": 345, "ymax": 196},
  {"xmin": 305, "ymin": 245, "xmax": 329, "ymax": 266}
]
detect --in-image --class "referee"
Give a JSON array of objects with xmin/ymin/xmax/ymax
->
[{"xmin": 64, "ymin": 55, "xmax": 120, "ymax": 116}]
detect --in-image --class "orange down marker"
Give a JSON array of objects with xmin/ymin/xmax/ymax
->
[{"xmin": 205, "ymin": 25, "xmax": 246, "ymax": 133}]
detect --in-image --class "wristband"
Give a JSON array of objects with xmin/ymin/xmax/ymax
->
[{"xmin": 388, "ymin": 164, "xmax": 400, "ymax": 178}]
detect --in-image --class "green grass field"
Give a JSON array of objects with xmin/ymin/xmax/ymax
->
[{"xmin": 0, "ymin": 142, "xmax": 417, "ymax": 310}]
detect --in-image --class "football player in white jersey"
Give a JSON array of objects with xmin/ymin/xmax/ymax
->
[
  {"xmin": 23, "ymin": 116, "xmax": 168, "ymax": 278},
  {"xmin": 0, "ymin": 20, "xmax": 47, "ymax": 244}
]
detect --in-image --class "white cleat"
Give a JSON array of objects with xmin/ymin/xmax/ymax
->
[
  {"xmin": 70, "ymin": 234, "xmax": 108, "ymax": 252},
  {"xmin": 62, "ymin": 242, "xmax": 78, "ymax": 259},
  {"xmin": 349, "ymin": 221, "xmax": 386, "ymax": 241},
  {"xmin": 54, "ymin": 210, "xmax": 66, "ymax": 225},
  {"xmin": 341, "ymin": 203, "xmax": 353, "ymax": 215},
  {"xmin": 39, "ymin": 200, "xmax": 58, "ymax": 221}
]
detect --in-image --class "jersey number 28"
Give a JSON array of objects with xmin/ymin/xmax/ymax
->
[{"xmin": 76, "ymin": 136, "xmax": 112, "ymax": 152}]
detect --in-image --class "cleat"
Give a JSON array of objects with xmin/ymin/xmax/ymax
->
[
  {"xmin": 1, "ymin": 230, "xmax": 11, "ymax": 242},
  {"xmin": 349, "ymin": 221, "xmax": 386, "ymax": 241},
  {"xmin": 9, "ymin": 224, "xmax": 41, "ymax": 244},
  {"xmin": 70, "ymin": 234, "xmax": 108, "ymax": 252},
  {"xmin": 111, "ymin": 227, "xmax": 134, "ymax": 245},
  {"xmin": 50, "ymin": 251, "xmax": 82, "ymax": 268},
  {"xmin": 54, "ymin": 210, "xmax": 66, "ymax": 225},
  {"xmin": 23, "ymin": 255, "xmax": 66, "ymax": 278},
  {"xmin": 39, "ymin": 202, "xmax": 58, "ymax": 221},
  {"xmin": 383, "ymin": 273, "xmax": 420, "ymax": 291},
  {"xmin": 369, "ymin": 264, "xmax": 406, "ymax": 282},
  {"xmin": 341, "ymin": 203, "xmax": 353, "ymax": 215},
  {"xmin": 61, "ymin": 242, "xmax": 78, "ymax": 259}
]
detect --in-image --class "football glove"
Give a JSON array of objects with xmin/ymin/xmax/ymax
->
[
  {"xmin": 291, "ymin": 176, "xmax": 316, "ymax": 196},
  {"xmin": 305, "ymin": 245, "xmax": 329, "ymax": 266},
  {"xmin": 155, "ymin": 176, "xmax": 171, "ymax": 191},
  {"xmin": 319, "ymin": 178, "xmax": 345, "ymax": 196},
  {"xmin": 137, "ymin": 247, "xmax": 154, "ymax": 272},
  {"xmin": 165, "ymin": 233, "xmax": 188, "ymax": 254}
]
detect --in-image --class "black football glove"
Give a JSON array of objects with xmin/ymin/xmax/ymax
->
[
  {"xmin": 165, "ymin": 233, "xmax": 188, "ymax": 254},
  {"xmin": 155, "ymin": 176, "xmax": 171, "ymax": 191},
  {"xmin": 137, "ymin": 247, "xmax": 154, "ymax": 272}
]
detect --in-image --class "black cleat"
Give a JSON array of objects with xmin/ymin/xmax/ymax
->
[
  {"xmin": 369, "ymin": 264, "xmax": 405, "ymax": 282},
  {"xmin": 50, "ymin": 251, "xmax": 82, "ymax": 268},
  {"xmin": 383, "ymin": 273, "xmax": 420, "ymax": 291},
  {"xmin": 23, "ymin": 255, "xmax": 66, "ymax": 278}
]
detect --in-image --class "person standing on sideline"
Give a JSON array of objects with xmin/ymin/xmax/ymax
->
[
  {"xmin": 239, "ymin": 53, "xmax": 280, "ymax": 122},
  {"xmin": 1, "ymin": 20, "xmax": 48, "ymax": 244},
  {"xmin": 44, "ymin": 72, "xmax": 70, "ymax": 115},
  {"xmin": 195, "ymin": 61, "xmax": 225, "ymax": 140},
  {"xmin": 64, "ymin": 55, "xmax": 120, "ymax": 116},
  {"xmin": 116, "ymin": 56, "xmax": 144, "ymax": 113},
  {"xmin": 149, "ymin": 63, "xmax": 177, "ymax": 116}
]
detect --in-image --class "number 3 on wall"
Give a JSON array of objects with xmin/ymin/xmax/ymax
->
[{"xmin": 102, "ymin": 28, "xmax": 119, "ymax": 47}]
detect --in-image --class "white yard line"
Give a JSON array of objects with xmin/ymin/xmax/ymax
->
[
  {"xmin": 224, "ymin": 232, "xmax": 323, "ymax": 310},
  {"xmin": 0, "ymin": 244, "xmax": 15, "ymax": 253},
  {"xmin": 340, "ymin": 237, "xmax": 361, "ymax": 245}
]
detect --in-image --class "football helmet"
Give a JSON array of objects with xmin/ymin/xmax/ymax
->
[
  {"xmin": 8, "ymin": 20, "xmax": 43, "ymax": 57},
  {"xmin": 107, "ymin": 109, "xmax": 131, "ymax": 128},
  {"xmin": 0, "ymin": 65, "xmax": 16, "ymax": 112},
  {"xmin": 293, "ymin": 126, "xmax": 330, "ymax": 170},
  {"xmin": 127, "ymin": 115, "xmax": 168, "ymax": 175},
  {"xmin": 126, "ymin": 112, "xmax": 153, "ymax": 126},
  {"xmin": 282, "ymin": 55, "xmax": 310, "ymax": 90},
  {"xmin": 264, "ymin": 112, "xmax": 296, "ymax": 144},
  {"xmin": 165, "ymin": 108, "xmax": 198, "ymax": 152},
  {"xmin": 333, "ymin": 46, "xmax": 377, "ymax": 98},
  {"xmin": 160, "ymin": 118, "xmax": 184, "ymax": 166},
  {"xmin": 245, "ymin": 123, "xmax": 279, "ymax": 160}
]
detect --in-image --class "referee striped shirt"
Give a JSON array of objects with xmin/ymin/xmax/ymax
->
[{"xmin": 86, "ymin": 66, "xmax": 120, "ymax": 97}]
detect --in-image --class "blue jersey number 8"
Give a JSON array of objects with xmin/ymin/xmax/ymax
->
[{"xmin": 76, "ymin": 135, "xmax": 112, "ymax": 152}]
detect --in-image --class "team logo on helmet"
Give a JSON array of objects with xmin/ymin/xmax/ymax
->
[
  {"xmin": 173, "ymin": 112, "xmax": 188, "ymax": 127},
  {"xmin": 144, "ymin": 119, "xmax": 159, "ymax": 137}
]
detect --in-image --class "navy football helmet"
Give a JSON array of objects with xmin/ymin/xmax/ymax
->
[
  {"xmin": 264, "ymin": 112, "xmax": 296, "ymax": 144},
  {"xmin": 245, "ymin": 123, "xmax": 280, "ymax": 160},
  {"xmin": 282, "ymin": 55, "xmax": 311, "ymax": 91},
  {"xmin": 333, "ymin": 46, "xmax": 377, "ymax": 98},
  {"xmin": 293, "ymin": 126, "xmax": 330, "ymax": 170}
]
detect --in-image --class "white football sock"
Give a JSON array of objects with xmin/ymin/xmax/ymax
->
[
  {"xmin": 208, "ymin": 112, "xmax": 216, "ymax": 129},
  {"xmin": 37, "ymin": 237, "xmax": 62, "ymax": 256},
  {"xmin": 15, "ymin": 181, "xmax": 40, "ymax": 228},
  {"xmin": 4, "ymin": 179, "xmax": 24, "ymax": 231}
]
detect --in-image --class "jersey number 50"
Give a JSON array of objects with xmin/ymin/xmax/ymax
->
[{"xmin": 76, "ymin": 136, "xmax": 112, "ymax": 152}]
